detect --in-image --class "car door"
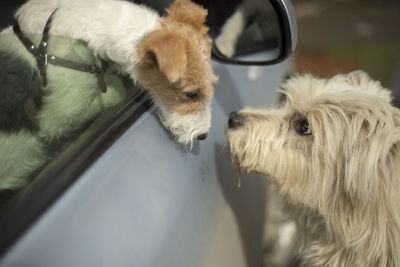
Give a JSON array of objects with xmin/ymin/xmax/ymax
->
[{"xmin": 0, "ymin": 0, "xmax": 296, "ymax": 266}]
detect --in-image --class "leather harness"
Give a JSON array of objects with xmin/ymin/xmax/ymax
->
[{"xmin": 13, "ymin": 10, "xmax": 108, "ymax": 93}]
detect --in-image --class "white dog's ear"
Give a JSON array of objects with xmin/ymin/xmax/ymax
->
[
  {"xmin": 138, "ymin": 31, "xmax": 188, "ymax": 83},
  {"xmin": 345, "ymin": 70, "xmax": 392, "ymax": 103},
  {"xmin": 343, "ymin": 124, "xmax": 400, "ymax": 199},
  {"xmin": 165, "ymin": 0, "xmax": 209, "ymax": 34}
]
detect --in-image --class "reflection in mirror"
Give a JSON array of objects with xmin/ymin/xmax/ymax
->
[
  {"xmin": 0, "ymin": 33, "xmax": 139, "ymax": 216},
  {"xmin": 197, "ymin": 0, "xmax": 282, "ymax": 62}
]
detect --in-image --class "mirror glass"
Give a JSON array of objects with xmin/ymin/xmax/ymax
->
[{"xmin": 200, "ymin": 0, "xmax": 283, "ymax": 63}]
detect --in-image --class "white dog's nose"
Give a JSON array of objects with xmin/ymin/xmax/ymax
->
[{"xmin": 228, "ymin": 112, "xmax": 243, "ymax": 129}]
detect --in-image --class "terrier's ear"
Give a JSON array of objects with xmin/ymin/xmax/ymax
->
[
  {"xmin": 139, "ymin": 31, "xmax": 188, "ymax": 84},
  {"xmin": 346, "ymin": 70, "xmax": 392, "ymax": 103},
  {"xmin": 383, "ymin": 128, "xmax": 400, "ymax": 157},
  {"xmin": 165, "ymin": 0, "xmax": 208, "ymax": 34},
  {"xmin": 346, "ymin": 70, "xmax": 374, "ymax": 87},
  {"xmin": 343, "ymin": 120, "xmax": 400, "ymax": 199}
]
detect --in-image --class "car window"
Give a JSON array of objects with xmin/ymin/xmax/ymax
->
[
  {"xmin": 0, "ymin": 32, "xmax": 146, "ymax": 218},
  {"xmin": 0, "ymin": 0, "xmax": 175, "ymax": 250}
]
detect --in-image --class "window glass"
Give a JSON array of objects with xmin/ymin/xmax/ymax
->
[{"xmin": 0, "ymin": 32, "xmax": 142, "ymax": 217}]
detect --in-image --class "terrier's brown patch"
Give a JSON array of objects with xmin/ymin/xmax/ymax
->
[{"xmin": 137, "ymin": 0, "xmax": 217, "ymax": 116}]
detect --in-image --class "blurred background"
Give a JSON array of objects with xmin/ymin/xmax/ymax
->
[{"xmin": 292, "ymin": 0, "xmax": 400, "ymax": 105}]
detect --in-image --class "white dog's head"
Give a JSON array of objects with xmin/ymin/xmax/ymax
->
[
  {"xmin": 226, "ymin": 71, "xmax": 400, "ymax": 265},
  {"xmin": 136, "ymin": 0, "xmax": 218, "ymax": 145}
]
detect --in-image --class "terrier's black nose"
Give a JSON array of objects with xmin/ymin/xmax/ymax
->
[
  {"xmin": 197, "ymin": 133, "xmax": 208, "ymax": 140},
  {"xmin": 228, "ymin": 112, "xmax": 243, "ymax": 129}
]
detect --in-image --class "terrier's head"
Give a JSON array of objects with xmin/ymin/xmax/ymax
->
[
  {"xmin": 137, "ymin": 0, "xmax": 218, "ymax": 145},
  {"xmin": 226, "ymin": 71, "xmax": 400, "ymax": 212}
]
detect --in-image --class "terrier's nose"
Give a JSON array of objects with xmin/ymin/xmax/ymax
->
[
  {"xmin": 228, "ymin": 112, "xmax": 243, "ymax": 129},
  {"xmin": 197, "ymin": 133, "xmax": 208, "ymax": 140}
]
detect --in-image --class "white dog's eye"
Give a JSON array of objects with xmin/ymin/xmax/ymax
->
[{"xmin": 295, "ymin": 119, "xmax": 312, "ymax": 136}]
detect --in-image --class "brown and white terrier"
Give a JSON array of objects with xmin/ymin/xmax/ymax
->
[
  {"xmin": 10, "ymin": 0, "xmax": 218, "ymax": 145},
  {"xmin": 0, "ymin": 0, "xmax": 218, "ymax": 192}
]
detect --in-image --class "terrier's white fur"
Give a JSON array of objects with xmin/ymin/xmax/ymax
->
[
  {"xmin": 13, "ymin": 0, "xmax": 160, "ymax": 75},
  {"xmin": 227, "ymin": 71, "xmax": 400, "ymax": 267}
]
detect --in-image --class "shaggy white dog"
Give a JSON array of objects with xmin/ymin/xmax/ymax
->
[{"xmin": 226, "ymin": 71, "xmax": 400, "ymax": 267}]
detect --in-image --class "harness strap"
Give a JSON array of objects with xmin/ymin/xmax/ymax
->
[
  {"xmin": 13, "ymin": 10, "xmax": 108, "ymax": 92},
  {"xmin": 48, "ymin": 56, "xmax": 109, "ymax": 92}
]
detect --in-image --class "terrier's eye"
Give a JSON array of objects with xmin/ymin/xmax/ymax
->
[
  {"xmin": 185, "ymin": 91, "xmax": 198, "ymax": 99},
  {"xmin": 295, "ymin": 119, "xmax": 312, "ymax": 136}
]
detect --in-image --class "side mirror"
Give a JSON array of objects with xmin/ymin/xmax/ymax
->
[{"xmin": 205, "ymin": 0, "xmax": 297, "ymax": 65}]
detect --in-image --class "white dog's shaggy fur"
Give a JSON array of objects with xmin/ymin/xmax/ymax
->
[{"xmin": 226, "ymin": 71, "xmax": 400, "ymax": 267}]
